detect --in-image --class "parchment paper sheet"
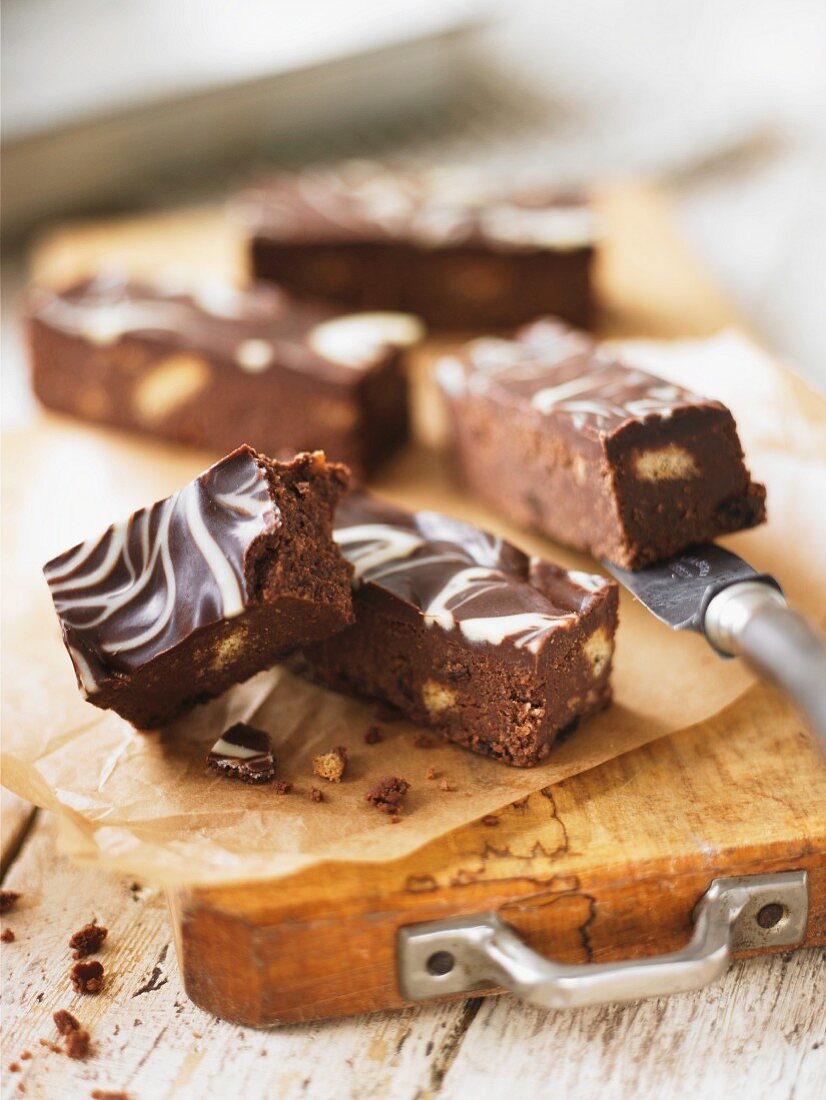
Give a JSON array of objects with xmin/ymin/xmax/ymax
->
[{"xmin": 2, "ymin": 333, "xmax": 824, "ymax": 885}]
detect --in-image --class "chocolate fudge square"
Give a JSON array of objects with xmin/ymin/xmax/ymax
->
[
  {"xmin": 436, "ymin": 319, "xmax": 766, "ymax": 570},
  {"xmin": 302, "ymin": 494, "xmax": 619, "ymax": 767},
  {"xmin": 44, "ymin": 447, "xmax": 353, "ymax": 728},
  {"xmin": 26, "ymin": 274, "xmax": 422, "ymax": 474},
  {"xmin": 236, "ymin": 161, "xmax": 596, "ymax": 329}
]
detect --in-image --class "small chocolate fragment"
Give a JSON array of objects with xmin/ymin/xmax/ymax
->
[
  {"xmin": 43, "ymin": 447, "xmax": 354, "ymax": 729},
  {"xmin": 272, "ymin": 780, "xmax": 293, "ymax": 795},
  {"xmin": 312, "ymin": 746, "xmax": 348, "ymax": 783},
  {"xmin": 1, "ymin": 928, "xmax": 15, "ymax": 942},
  {"xmin": 69, "ymin": 923, "xmax": 108, "ymax": 959},
  {"xmin": 481, "ymin": 815, "xmax": 500, "ymax": 827},
  {"xmin": 310, "ymin": 788, "xmax": 324, "ymax": 803},
  {"xmin": 20, "ymin": 1053, "xmax": 31, "ymax": 1062},
  {"xmin": 39, "ymin": 1039, "xmax": 63, "ymax": 1054},
  {"xmin": 70, "ymin": 960, "xmax": 104, "ymax": 994},
  {"xmin": 207, "ymin": 724, "xmax": 276, "ymax": 784},
  {"xmin": 91, "ymin": 1091, "xmax": 129, "ymax": 1100},
  {"xmin": 0, "ymin": 891, "xmax": 21, "ymax": 914},
  {"xmin": 366, "ymin": 777, "xmax": 410, "ymax": 815},
  {"xmin": 364, "ymin": 726, "xmax": 384, "ymax": 744},
  {"xmin": 54, "ymin": 1010, "xmax": 81, "ymax": 1035},
  {"xmin": 64, "ymin": 1029, "xmax": 91, "ymax": 1059},
  {"xmin": 437, "ymin": 318, "xmax": 766, "ymax": 569},
  {"xmin": 9, "ymin": 1063, "xmax": 20, "ymax": 1073}
]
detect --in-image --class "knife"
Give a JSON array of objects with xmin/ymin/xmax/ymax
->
[{"xmin": 604, "ymin": 544, "xmax": 826, "ymax": 753}]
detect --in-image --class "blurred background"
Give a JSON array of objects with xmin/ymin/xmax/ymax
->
[{"xmin": 3, "ymin": 0, "xmax": 826, "ymax": 411}]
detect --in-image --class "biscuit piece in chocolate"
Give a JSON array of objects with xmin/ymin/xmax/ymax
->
[
  {"xmin": 303, "ymin": 494, "xmax": 619, "ymax": 767},
  {"xmin": 237, "ymin": 162, "xmax": 595, "ymax": 329},
  {"xmin": 207, "ymin": 723, "xmax": 276, "ymax": 784},
  {"xmin": 312, "ymin": 746, "xmax": 348, "ymax": 783},
  {"xmin": 26, "ymin": 274, "xmax": 422, "ymax": 475},
  {"xmin": 436, "ymin": 318, "xmax": 766, "ymax": 569},
  {"xmin": 44, "ymin": 447, "xmax": 353, "ymax": 728}
]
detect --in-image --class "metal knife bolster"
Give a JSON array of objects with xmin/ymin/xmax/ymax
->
[{"xmin": 604, "ymin": 547, "xmax": 826, "ymax": 751}]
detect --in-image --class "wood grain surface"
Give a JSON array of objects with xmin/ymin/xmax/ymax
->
[{"xmin": 1, "ymin": 801, "xmax": 823, "ymax": 1099}]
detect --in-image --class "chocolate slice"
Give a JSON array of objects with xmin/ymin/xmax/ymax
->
[{"xmin": 207, "ymin": 723, "xmax": 275, "ymax": 784}]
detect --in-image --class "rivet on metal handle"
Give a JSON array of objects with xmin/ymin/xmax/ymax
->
[{"xmin": 397, "ymin": 871, "xmax": 808, "ymax": 1009}]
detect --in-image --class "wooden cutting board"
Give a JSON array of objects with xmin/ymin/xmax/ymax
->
[{"xmin": 30, "ymin": 185, "xmax": 826, "ymax": 1027}]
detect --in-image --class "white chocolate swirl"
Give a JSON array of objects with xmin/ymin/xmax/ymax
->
[
  {"xmin": 438, "ymin": 318, "xmax": 719, "ymax": 436},
  {"xmin": 334, "ymin": 497, "xmax": 606, "ymax": 656},
  {"xmin": 44, "ymin": 447, "xmax": 278, "ymax": 695}
]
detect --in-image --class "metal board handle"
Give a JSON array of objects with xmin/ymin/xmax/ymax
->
[{"xmin": 398, "ymin": 871, "xmax": 808, "ymax": 1009}]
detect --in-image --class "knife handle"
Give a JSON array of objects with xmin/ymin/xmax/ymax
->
[{"xmin": 704, "ymin": 581, "xmax": 826, "ymax": 753}]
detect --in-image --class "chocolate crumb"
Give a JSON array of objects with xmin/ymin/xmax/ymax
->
[
  {"xmin": 389, "ymin": 815, "xmax": 401, "ymax": 825},
  {"xmin": 39, "ymin": 1039, "xmax": 63, "ymax": 1054},
  {"xmin": 54, "ymin": 1009, "xmax": 81, "ymax": 1035},
  {"xmin": 0, "ymin": 891, "xmax": 21, "ymax": 914},
  {"xmin": 272, "ymin": 780, "xmax": 293, "ymax": 795},
  {"xmin": 20, "ymin": 1052, "xmax": 31, "ymax": 1061},
  {"xmin": 9, "ymin": 1063, "xmax": 20, "ymax": 1073},
  {"xmin": 481, "ymin": 815, "xmax": 500, "ymax": 827},
  {"xmin": 413, "ymin": 735, "xmax": 434, "ymax": 749},
  {"xmin": 312, "ymin": 746, "xmax": 348, "ymax": 783},
  {"xmin": 2, "ymin": 928, "xmax": 15, "ymax": 942},
  {"xmin": 70, "ymin": 960, "xmax": 104, "ymax": 994},
  {"xmin": 425, "ymin": 767, "xmax": 438, "ymax": 780},
  {"xmin": 366, "ymin": 776, "xmax": 410, "ymax": 815},
  {"xmin": 64, "ymin": 1028, "xmax": 91, "ymax": 1059},
  {"xmin": 70, "ymin": 923, "xmax": 108, "ymax": 959},
  {"xmin": 364, "ymin": 725, "xmax": 384, "ymax": 745},
  {"xmin": 91, "ymin": 1092, "xmax": 129, "ymax": 1100},
  {"xmin": 439, "ymin": 778, "xmax": 456, "ymax": 792},
  {"xmin": 310, "ymin": 788, "xmax": 324, "ymax": 803},
  {"xmin": 18, "ymin": 1082, "xmax": 26, "ymax": 1093}
]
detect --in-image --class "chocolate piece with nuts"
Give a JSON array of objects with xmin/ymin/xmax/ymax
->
[
  {"xmin": 303, "ymin": 493, "xmax": 619, "ymax": 767},
  {"xmin": 25, "ymin": 274, "xmax": 420, "ymax": 476},
  {"xmin": 312, "ymin": 746, "xmax": 348, "ymax": 783},
  {"xmin": 436, "ymin": 318, "xmax": 766, "ymax": 569},
  {"xmin": 239, "ymin": 161, "xmax": 595, "ymax": 329},
  {"xmin": 43, "ymin": 447, "xmax": 353, "ymax": 728}
]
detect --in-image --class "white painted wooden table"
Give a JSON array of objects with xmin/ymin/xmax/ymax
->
[{"xmin": 1, "ymin": 792, "xmax": 823, "ymax": 1100}]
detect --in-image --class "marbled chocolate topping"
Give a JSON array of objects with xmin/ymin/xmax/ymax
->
[
  {"xmin": 236, "ymin": 162, "xmax": 596, "ymax": 251},
  {"xmin": 43, "ymin": 447, "xmax": 279, "ymax": 695},
  {"xmin": 27, "ymin": 274, "xmax": 421, "ymax": 379},
  {"xmin": 333, "ymin": 494, "xmax": 609, "ymax": 656},
  {"xmin": 437, "ymin": 317, "xmax": 723, "ymax": 438},
  {"xmin": 207, "ymin": 723, "xmax": 275, "ymax": 783}
]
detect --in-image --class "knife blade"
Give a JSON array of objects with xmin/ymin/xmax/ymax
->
[{"xmin": 604, "ymin": 544, "xmax": 826, "ymax": 753}]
